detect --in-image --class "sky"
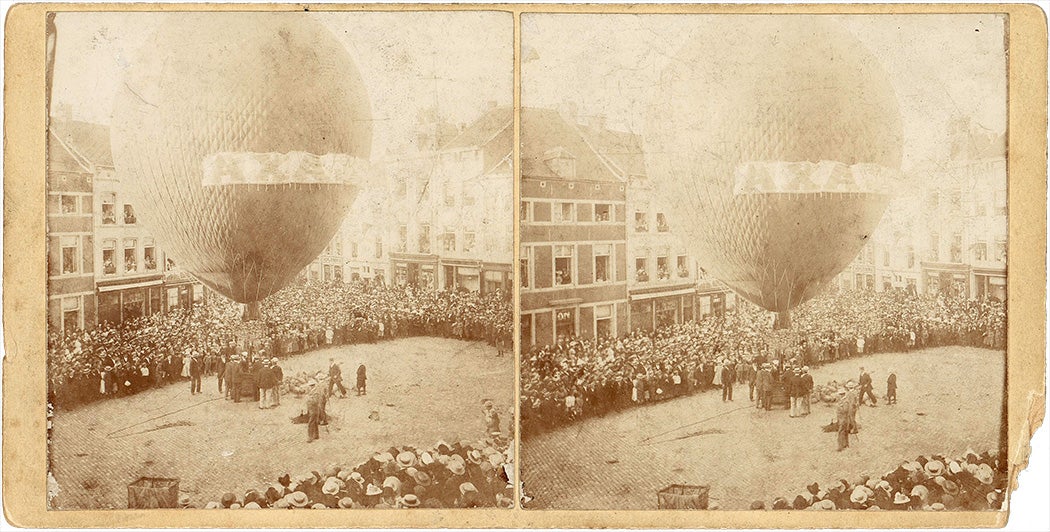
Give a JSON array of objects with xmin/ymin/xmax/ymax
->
[
  {"xmin": 521, "ymin": 13, "xmax": 1007, "ymax": 173},
  {"xmin": 51, "ymin": 11, "xmax": 513, "ymax": 158}
]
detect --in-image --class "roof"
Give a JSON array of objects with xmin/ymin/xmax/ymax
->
[
  {"xmin": 48, "ymin": 119, "xmax": 114, "ymax": 169},
  {"xmin": 520, "ymin": 107, "xmax": 624, "ymax": 183},
  {"xmin": 575, "ymin": 123, "xmax": 647, "ymax": 178},
  {"xmin": 48, "ymin": 129, "xmax": 90, "ymax": 174},
  {"xmin": 440, "ymin": 106, "xmax": 513, "ymax": 172}
]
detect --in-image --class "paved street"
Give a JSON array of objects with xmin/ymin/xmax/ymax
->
[
  {"xmin": 49, "ymin": 337, "xmax": 513, "ymax": 509},
  {"xmin": 521, "ymin": 347, "xmax": 1005, "ymax": 510}
]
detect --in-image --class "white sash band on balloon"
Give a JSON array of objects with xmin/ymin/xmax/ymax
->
[
  {"xmin": 201, "ymin": 151, "xmax": 374, "ymax": 187},
  {"xmin": 733, "ymin": 160, "xmax": 902, "ymax": 196}
]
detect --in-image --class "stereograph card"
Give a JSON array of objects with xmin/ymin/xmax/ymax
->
[{"xmin": 2, "ymin": 2, "xmax": 1046, "ymax": 529}]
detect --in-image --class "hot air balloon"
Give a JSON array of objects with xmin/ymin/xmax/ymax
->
[
  {"xmin": 110, "ymin": 13, "xmax": 373, "ymax": 319},
  {"xmin": 645, "ymin": 17, "xmax": 903, "ymax": 328}
]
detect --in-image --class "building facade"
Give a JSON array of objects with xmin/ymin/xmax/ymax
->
[
  {"xmin": 47, "ymin": 118, "xmax": 205, "ymax": 334},
  {"xmin": 837, "ymin": 125, "xmax": 1007, "ymax": 300},
  {"xmin": 341, "ymin": 105, "xmax": 515, "ymax": 295},
  {"xmin": 520, "ymin": 108, "xmax": 630, "ymax": 347}
]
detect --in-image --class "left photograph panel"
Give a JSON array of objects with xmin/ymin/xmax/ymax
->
[{"xmin": 45, "ymin": 11, "xmax": 514, "ymax": 511}]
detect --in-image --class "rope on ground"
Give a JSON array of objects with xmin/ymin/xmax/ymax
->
[
  {"xmin": 106, "ymin": 396, "xmax": 223, "ymax": 439},
  {"xmin": 640, "ymin": 404, "xmax": 755, "ymax": 446}
]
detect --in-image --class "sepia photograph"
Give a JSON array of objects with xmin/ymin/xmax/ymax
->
[
  {"xmin": 44, "ymin": 11, "xmax": 515, "ymax": 511},
  {"xmin": 518, "ymin": 14, "xmax": 1010, "ymax": 512}
]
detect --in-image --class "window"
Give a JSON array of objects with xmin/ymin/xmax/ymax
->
[
  {"xmin": 60, "ymin": 195, "xmax": 78, "ymax": 214},
  {"xmin": 927, "ymin": 233, "xmax": 940, "ymax": 262},
  {"xmin": 635, "ymin": 211, "xmax": 648, "ymax": 232},
  {"xmin": 463, "ymin": 190, "xmax": 475, "ymax": 207},
  {"xmin": 636, "ymin": 257, "xmax": 649, "ymax": 283},
  {"xmin": 464, "ymin": 232, "xmax": 476, "ymax": 253},
  {"xmin": 995, "ymin": 239, "xmax": 1007, "ymax": 263},
  {"xmin": 595, "ymin": 304, "xmax": 613, "ymax": 339},
  {"xmin": 949, "ymin": 189, "xmax": 961, "ymax": 210},
  {"xmin": 520, "ymin": 247, "xmax": 531, "ymax": 288},
  {"xmin": 594, "ymin": 244, "xmax": 611, "ymax": 283},
  {"xmin": 677, "ymin": 256, "xmax": 689, "ymax": 278},
  {"xmin": 974, "ymin": 241, "xmax": 988, "ymax": 262},
  {"xmin": 394, "ymin": 177, "xmax": 407, "ymax": 197},
  {"xmin": 334, "ymin": 266, "xmax": 343, "ymax": 282},
  {"xmin": 595, "ymin": 204, "xmax": 611, "ymax": 222},
  {"xmin": 61, "ymin": 296, "xmax": 82, "ymax": 333},
  {"xmin": 520, "ymin": 201, "xmax": 530, "ymax": 222},
  {"xmin": 398, "ymin": 225, "xmax": 408, "ymax": 253},
  {"xmin": 419, "ymin": 224, "xmax": 431, "ymax": 254},
  {"xmin": 102, "ymin": 239, "xmax": 116, "ymax": 275},
  {"xmin": 656, "ymin": 256, "xmax": 670, "ymax": 280},
  {"xmin": 554, "ymin": 245, "xmax": 573, "ymax": 285},
  {"xmin": 951, "ymin": 234, "xmax": 963, "ymax": 263},
  {"xmin": 553, "ymin": 202, "xmax": 574, "ymax": 223},
  {"xmin": 351, "ymin": 242, "xmax": 358, "ymax": 259},
  {"xmin": 324, "ymin": 264, "xmax": 333, "ymax": 281},
  {"xmin": 907, "ymin": 245, "xmax": 916, "ymax": 269},
  {"xmin": 375, "ymin": 238, "xmax": 383, "ymax": 259},
  {"xmin": 124, "ymin": 238, "xmax": 137, "ymax": 273},
  {"xmin": 882, "ymin": 250, "xmax": 890, "ymax": 268},
  {"xmin": 144, "ymin": 239, "xmax": 157, "ymax": 271},
  {"xmin": 101, "ymin": 193, "xmax": 116, "ymax": 225},
  {"xmin": 656, "ymin": 213, "xmax": 669, "ymax": 232},
  {"xmin": 124, "ymin": 204, "xmax": 137, "ymax": 224},
  {"xmin": 60, "ymin": 236, "xmax": 79, "ymax": 275},
  {"xmin": 442, "ymin": 230, "xmax": 456, "ymax": 253},
  {"xmin": 333, "ymin": 239, "xmax": 343, "ymax": 256},
  {"xmin": 976, "ymin": 201, "xmax": 987, "ymax": 217}
]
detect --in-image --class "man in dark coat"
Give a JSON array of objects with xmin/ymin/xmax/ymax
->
[
  {"xmin": 328, "ymin": 358, "xmax": 348, "ymax": 398},
  {"xmin": 800, "ymin": 366, "xmax": 814, "ymax": 416},
  {"xmin": 225, "ymin": 355, "xmax": 241, "ymax": 402},
  {"xmin": 216, "ymin": 354, "xmax": 226, "ymax": 394},
  {"xmin": 858, "ymin": 367, "xmax": 878, "ymax": 406},
  {"xmin": 189, "ymin": 354, "xmax": 203, "ymax": 395},
  {"xmin": 721, "ymin": 361, "xmax": 735, "ymax": 402},
  {"xmin": 755, "ymin": 363, "xmax": 773, "ymax": 410},
  {"xmin": 271, "ymin": 358, "xmax": 283, "ymax": 407},
  {"xmin": 256, "ymin": 361, "xmax": 275, "ymax": 409},
  {"xmin": 356, "ymin": 364, "xmax": 368, "ymax": 396}
]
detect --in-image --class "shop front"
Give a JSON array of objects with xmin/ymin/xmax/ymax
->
[
  {"xmin": 96, "ymin": 278, "xmax": 164, "ymax": 327},
  {"xmin": 974, "ymin": 269, "xmax": 1006, "ymax": 301}
]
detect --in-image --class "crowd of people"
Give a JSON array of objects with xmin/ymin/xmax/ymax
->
[
  {"xmin": 47, "ymin": 280, "xmax": 512, "ymax": 409},
  {"xmin": 756, "ymin": 449, "xmax": 1007, "ymax": 511},
  {"xmin": 520, "ymin": 290, "xmax": 1006, "ymax": 434},
  {"xmin": 184, "ymin": 439, "xmax": 515, "ymax": 509}
]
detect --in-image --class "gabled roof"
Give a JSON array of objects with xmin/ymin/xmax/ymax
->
[
  {"xmin": 48, "ymin": 119, "xmax": 114, "ymax": 169},
  {"xmin": 48, "ymin": 129, "xmax": 91, "ymax": 174},
  {"xmin": 440, "ymin": 106, "xmax": 513, "ymax": 173},
  {"xmin": 521, "ymin": 107, "xmax": 624, "ymax": 183},
  {"xmin": 576, "ymin": 123, "xmax": 647, "ymax": 178}
]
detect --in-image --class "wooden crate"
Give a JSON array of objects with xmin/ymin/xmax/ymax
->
[
  {"xmin": 657, "ymin": 484, "xmax": 709, "ymax": 509},
  {"xmin": 127, "ymin": 477, "xmax": 179, "ymax": 509}
]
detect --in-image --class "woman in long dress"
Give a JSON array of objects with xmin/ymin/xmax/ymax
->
[
  {"xmin": 713, "ymin": 359, "xmax": 724, "ymax": 387},
  {"xmin": 181, "ymin": 353, "xmax": 191, "ymax": 379}
]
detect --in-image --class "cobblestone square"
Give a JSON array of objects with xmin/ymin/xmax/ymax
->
[
  {"xmin": 521, "ymin": 347, "xmax": 1004, "ymax": 510},
  {"xmin": 49, "ymin": 337, "xmax": 513, "ymax": 509}
]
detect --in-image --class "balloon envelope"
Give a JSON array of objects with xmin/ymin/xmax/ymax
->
[
  {"xmin": 644, "ymin": 17, "xmax": 903, "ymax": 321},
  {"xmin": 111, "ymin": 13, "xmax": 372, "ymax": 303}
]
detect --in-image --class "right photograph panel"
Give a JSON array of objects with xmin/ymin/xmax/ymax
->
[{"xmin": 518, "ymin": 14, "xmax": 1008, "ymax": 511}]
